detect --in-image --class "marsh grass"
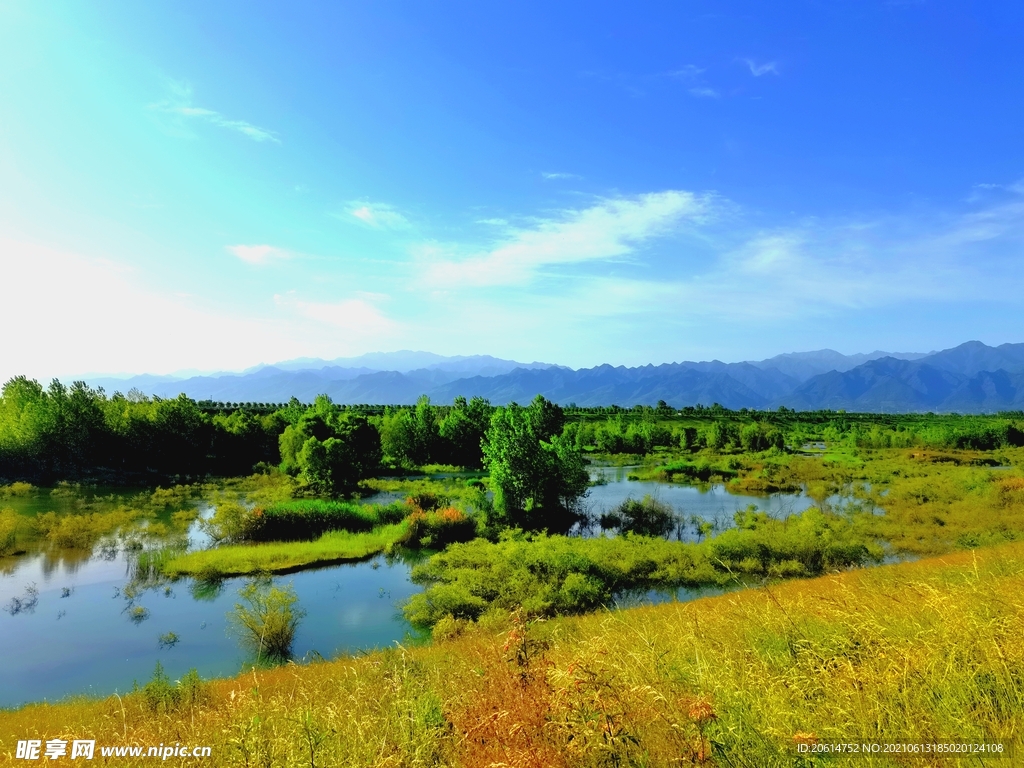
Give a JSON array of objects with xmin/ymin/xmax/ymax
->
[
  {"xmin": 162, "ymin": 523, "xmax": 409, "ymax": 577},
  {"xmin": 405, "ymin": 507, "xmax": 879, "ymax": 626},
  {"xmin": 34, "ymin": 507, "xmax": 145, "ymax": 549},
  {"xmin": 599, "ymin": 494, "xmax": 677, "ymax": 537},
  {"xmin": 3, "ymin": 543, "xmax": 1022, "ymax": 766}
]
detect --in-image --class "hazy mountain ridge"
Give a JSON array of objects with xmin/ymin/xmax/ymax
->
[{"xmin": 79, "ymin": 342, "xmax": 1024, "ymax": 413}]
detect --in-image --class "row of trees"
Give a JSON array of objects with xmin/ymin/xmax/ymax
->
[
  {"xmin": 562, "ymin": 416, "xmax": 784, "ymax": 454},
  {"xmin": 0, "ymin": 377, "xmax": 281, "ymax": 480},
  {"xmin": 377, "ymin": 396, "xmax": 492, "ymax": 468},
  {"xmin": 7, "ymin": 376, "xmax": 1020, "ymax": 526}
]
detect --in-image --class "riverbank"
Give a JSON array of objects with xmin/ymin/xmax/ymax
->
[{"xmin": 3, "ymin": 541, "xmax": 1022, "ymax": 766}]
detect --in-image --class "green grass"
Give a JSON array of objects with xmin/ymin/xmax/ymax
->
[{"xmin": 162, "ymin": 523, "xmax": 409, "ymax": 577}]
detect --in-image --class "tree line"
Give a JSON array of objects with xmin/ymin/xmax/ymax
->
[{"xmin": 3, "ymin": 376, "xmax": 1022, "ymax": 492}]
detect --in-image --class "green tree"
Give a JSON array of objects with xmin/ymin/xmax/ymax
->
[
  {"xmin": 294, "ymin": 412, "xmax": 381, "ymax": 495},
  {"xmin": 438, "ymin": 396, "xmax": 491, "ymax": 468},
  {"xmin": 379, "ymin": 408, "xmax": 417, "ymax": 466},
  {"xmin": 482, "ymin": 397, "xmax": 588, "ymax": 530}
]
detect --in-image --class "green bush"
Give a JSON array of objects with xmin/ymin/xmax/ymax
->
[
  {"xmin": 206, "ymin": 499, "xmax": 407, "ymax": 542},
  {"xmin": 599, "ymin": 495, "xmax": 677, "ymax": 537},
  {"xmin": 400, "ymin": 506, "xmax": 478, "ymax": 549},
  {"xmin": 404, "ymin": 508, "xmax": 882, "ymax": 627},
  {"xmin": 229, "ymin": 579, "xmax": 305, "ymax": 661},
  {"xmin": 0, "ymin": 508, "xmax": 17, "ymax": 556},
  {"xmin": 134, "ymin": 662, "xmax": 208, "ymax": 713}
]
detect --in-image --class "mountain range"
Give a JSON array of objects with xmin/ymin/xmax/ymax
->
[{"xmin": 82, "ymin": 342, "xmax": 1024, "ymax": 413}]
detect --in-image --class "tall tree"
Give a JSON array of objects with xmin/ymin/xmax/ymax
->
[{"xmin": 482, "ymin": 397, "xmax": 588, "ymax": 531}]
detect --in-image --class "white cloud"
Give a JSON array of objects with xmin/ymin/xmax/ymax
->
[
  {"xmin": 274, "ymin": 292, "xmax": 398, "ymax": 337},
  {"xmin": 744, "ymin": 59, "xmax": 780, "ymax": 77},
  {"xmin": 689, "ymin": 87, "xmax": 720, "ymax": 99},
  {"xmin": 346, "ymin": 202, "xmax": 410, "ymax": 229},
  {"xmin": 149, "ymin": 82, "xmax": 280, "ymax": 143},
  {"xmin": 226, "ymin": 244, "xmax": 291, "ymax": 265},
  {"xmin": 541, "ymin": 172, "xmax": 581, "ymax": 180},
  {"xmin": 0, "ymin": 236, "xmax": 298, "ymax": 381},
  {"xmin": 423, "ymin": 191, "xmax": 714, "ymax": 287}
]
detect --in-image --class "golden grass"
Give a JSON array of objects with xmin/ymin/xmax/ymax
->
[
  {"xmin": 161, "ymin": 523, "xmax": 409, "ymax": 577},
  {"xmin": 3, "ymin": 542, "xmax": 1022, "ymax": 766}
]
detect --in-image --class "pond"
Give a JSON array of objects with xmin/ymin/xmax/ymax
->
[
  {"xmin": 0, "ymin": 490, "xmax": 423, "ymax": 709},
  {"xmin": 580, "ymin": 464, "xmax": 819, "ymax": 539}
]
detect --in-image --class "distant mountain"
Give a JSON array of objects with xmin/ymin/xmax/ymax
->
[
  {"xmin": 267, "ymin": 352, "xmax": 556, "ymax": 375},
  {"xmin": 907, "ymin": 341, "xmax": 1024, "ymax": 376},
  {"xmin": 749, "ymin": 349, "xmax": 929, "ymax": 382},
  {"xmin": 778, "ymin": 342, "xmax": 1024, "ymax": 413},
  {"xmin": 428, "ymin": 363, "xmax": 793, "ymax": 409},
  {"xmin": 84, "ymin": 354, "xmax": 558, "ymax": 403},
  {"xmin": 80, "ymin": 342, "xmax": 1024, "ymax": 412}
]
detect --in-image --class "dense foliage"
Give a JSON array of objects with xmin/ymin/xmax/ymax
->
[
  {"xmin": 3, "ymin": 374, "xmax": 1022, "ymax": 487},
  {"xmin": 405, "ymin": 507, "xmax": 879, "ymax": 626},
  {"xmin": 483, "ymin": 395, "xmax": 589, "ymax": 530},
  {"xmin": 0, "ymin": 377, "xmax": 281, "ymax": 481}
]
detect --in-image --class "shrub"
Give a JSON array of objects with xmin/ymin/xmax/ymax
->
[
  {"xmin": 229, "ymin": 580, "xmax": 305, "ymax": 661},
  {"xmin": 401, "ymin": 506, "xmax": 477, "ymax": 549},
  {"xmin": 206, "ymin": 499, "xmax": 407, "ymax": 542},
  {"xmin": 0, "ymin": 508, "xmax": 17, "ymax": 556},
  {"xmin": 600, "ymin": 495, "xmax": 677, "ymax": 537},
  {"xmin": 134, "ymin": 662, "xmax": 208, "ymax": 713}
]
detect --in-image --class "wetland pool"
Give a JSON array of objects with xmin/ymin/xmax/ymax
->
[{"xmin": 1, "ymin": 471, "xmax": 831, "ymax": 707}]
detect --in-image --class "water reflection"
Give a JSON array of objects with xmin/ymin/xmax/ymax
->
[{"xmin": 578, "ymin": 465, "xmax": 819, "ymax": 541}]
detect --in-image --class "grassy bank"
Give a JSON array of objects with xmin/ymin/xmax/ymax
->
[
  {"xmin": 161, "ymin": 523, "xmax": 410, "ymax": 577},
  {"xmin": 3, "ymin": 542, "xmax": 1022, "ymax": 766},
  {"xmin": 164, "ymin": 497, "xmax": 478, "ymax": 577}
]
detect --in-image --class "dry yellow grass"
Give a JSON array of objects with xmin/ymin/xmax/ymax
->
[{"xmin": 2, "ymin": 543, "xmax": 1023, "ymax": 766}]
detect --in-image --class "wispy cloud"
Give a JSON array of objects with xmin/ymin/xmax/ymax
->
[
  {"xmin": 668, "ymin": 65, "xmax": 705, "ymax": 80},
  {"xmin": 226, "ymin": 244, "xmax": 292, "ymax": 265},
  {"xmin": 150, "ymin": 82, "xmax": 279, "ymax": 143},
  {"xmin": 743, "ymin": 59, "xmax": 780, "ymax": 77},
  {"xmin": 667, "ymin": 63, "xmax": 719, "ymax": 98},
  {"xmin": 541, "ymin": 172, "xmax": 581, "ymax": 181},
  {"xmin": 423, "ymin": 191, "xmax": 715, "ymax": 287},
  {"xmin": 274, "ymin": 292, "xmax": 398, "ymax": 337},
  {"xmin": 345, "ymin": 201, "xmax": 410, "ymax": 229}
]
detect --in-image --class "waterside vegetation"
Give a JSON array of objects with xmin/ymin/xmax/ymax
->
[{"xmin": 2, "ymin": 542, "xmax": 1022, "ymax": 766}]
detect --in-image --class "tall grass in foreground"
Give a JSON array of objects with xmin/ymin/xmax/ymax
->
[{"xmin": 2, "ymin": 543, "xmax": 1022, "ymax": 766}]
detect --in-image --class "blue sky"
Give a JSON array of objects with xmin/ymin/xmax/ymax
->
[{"xmin": 2, "ymin": 1, "xmax": 1023, "ymax": 380}]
